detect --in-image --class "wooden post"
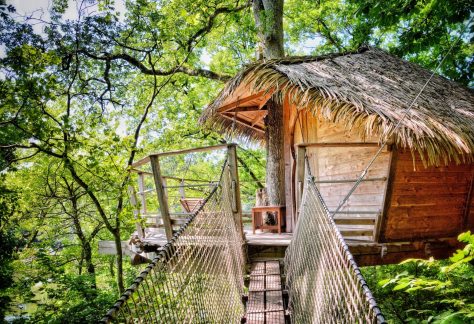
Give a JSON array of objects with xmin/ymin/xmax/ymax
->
[
  {"xmin": 375, "ymin": 147, "xmax": 398, "ymax": 243},
  {"xmin": 137, "ymin": 173, "xmax": 148, "ymax": 215},
  {"xmin": 179, "ymin": 179, "xmax": 186, "ymax": 199},
  {"xmin": 296, "ymin": 146, "xmax": 306, "ymax": 219},
  {"xmin": 162, "ymin": 177, "xmax": 169, "ymax": 203},
  {"xmin": 462, "ymin": 172, "xmax": 474, "ymax": 231},
  {"xmin": 127, "ymin": 185, "xmax": 145, "ymax": 238},
  {"xmin": 227, "ymin": 144, "xmax": 244, "ymax": 239},
  {"xmin": 179, "ymin": 179, "xmax": 187, "ymax": 212},
  {"xmin": 150, "ymin": 155, "xmax": 173, "ymax": 241}
]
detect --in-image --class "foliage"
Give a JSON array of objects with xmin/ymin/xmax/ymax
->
[
  {"xmin": 362, "ymin": 232, "xmax": 474, "ymax": 323},
  {"xmin": 285, "ymin": 0, "xmax": 473, "ymax": 86},
  {"xmin": 0, "ymin": 180, "xmax": 22, "ymax": 322},
  {"xmin": 0, "ymin": 0, "xmax": 472, "ymax": 321}
]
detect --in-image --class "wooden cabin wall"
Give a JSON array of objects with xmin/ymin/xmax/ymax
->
[
  {"xmin": 284, "ymin": 100, "xmax": 391, "ymax": 239},
  {"xmin": 306, "ymin": 122, "xmax": 390, "ymax": 221},
  {"xmin": 283, "ymin": 101, "xmax": 473, "ymax": 246},
  {"xmin": 380, "ymin": 150, "xmax": 474, "ymax": 242}
]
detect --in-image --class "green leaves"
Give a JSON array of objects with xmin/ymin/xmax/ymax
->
[
  {"xmin": 284, "ymin": 0, "xmax": 473, "ymax": 86},
  {"xmin": 365, "ymin": 231, "xmax": 474, "ymax": 323}
]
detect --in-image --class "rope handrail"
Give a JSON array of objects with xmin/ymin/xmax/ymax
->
[
  {"xmin": 285, "ymin": 172, "xmax": 386, "ymax": 323},
  {"xmin": 101, "ymin": 159, "xmax": 245, "ymax": 323}
]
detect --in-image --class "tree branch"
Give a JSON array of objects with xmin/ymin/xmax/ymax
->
[
  {"xmin": 79, "ymin": 51, "xmax": 231, "ymax": 81},
  {"xmin": 185, "ymin": 2, "xmax": 251, "ymax": 52}
]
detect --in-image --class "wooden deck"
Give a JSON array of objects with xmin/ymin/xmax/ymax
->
[
  {"xmin": 134, "ymin": 228, "xmax": 293, "ymax": 247},
  {"xmin": 246, "ymin": 231, "xmax": 292, "ymax": 246},
  {"xmin": 246, "ymin": 261, "xmax": 286, "ymax": 324},
  {"xmin": 100, "ymin": 225, "xmax": 461, "ymax": 266}
]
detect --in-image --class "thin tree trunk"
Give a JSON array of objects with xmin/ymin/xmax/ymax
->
[
  {"xmin": 113, "ymin": 229, "xmax": 124, "ymax": 293},
  {"xmin": 69, "ymin": 192, "xmax": 97, "ymax": 288}
]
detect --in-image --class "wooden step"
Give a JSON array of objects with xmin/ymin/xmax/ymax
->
[
  {"xmin": 333, "ymin": 215, "xmax": 376, "ymax": 225},
  {"xmin": 337, "ymin": 225, "xmax": 374, "ymax": 237}
]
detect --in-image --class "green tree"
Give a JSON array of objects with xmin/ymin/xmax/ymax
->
[
  {"xmin": 363, "ymin": 232, "xmax": 474, "ymax": 323},
  {"xmin": 1, "ymin": 0, "xmax": 472, "ymax": 321}
]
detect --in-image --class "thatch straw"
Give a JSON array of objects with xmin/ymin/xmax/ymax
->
[{"xmin": 200, "ymin": 47, "xmax": 474, "ymax": 166}]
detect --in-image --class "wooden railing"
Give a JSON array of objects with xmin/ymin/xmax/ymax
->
[{"xmin": 129, "ymin": 144, "xmax": 243, "ymax": 241}]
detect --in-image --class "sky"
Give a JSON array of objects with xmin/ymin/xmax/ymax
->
[{"xmin": 6, "ymin": 0, "xmax": 126, "ymax": 24}]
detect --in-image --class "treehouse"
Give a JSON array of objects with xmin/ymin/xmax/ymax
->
[
  {"xmin": 101, "ymin": 47, "xmax": 473, "ymax": 323},
  {"xmin": 200, "ymin": 47, "xmax": 474, "ymax": 265}
]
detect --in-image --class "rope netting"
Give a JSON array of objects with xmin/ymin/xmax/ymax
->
[
  {"xmin": 101, "ymin": 161, "xmax": 245, "ymax": 323},
  {"xmin": 285, "ymin": 173, "xmax": 386, "ymax": 324}
]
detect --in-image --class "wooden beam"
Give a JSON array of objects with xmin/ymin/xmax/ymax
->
[
  {"xmin": 127, "ymin": 186, "xmax": 145, "ymax": 238},
  {"xmin": 227, "ymin": 144, "xmax": 245, "ymax": 241},
  {"xmin": 222, "ymin": 110, "xmax": 267, "ymax": 127},
  {"xmin": 130, "ymin": 169, "xmax": 153, "ymax": 175},
  {"xmin": 222, "ymin": 106, "xmax": 265, "ymax": 113},
  {"xmin": 217, "ymin": 91, "xmax": 267, "ymax": 113},
  {"xmin": 258, "ymin": 91, "xmax": 273, "ymax": 109},
  {"xmin": 130, "ymin": 156, "xmax": 151, "ymax": 168},
  {"xmin": 330, "ymin": 211, "xmax": 380, "ymax": 214},
  {"xmin": 154, "ymin": 143, "xmax": 229, "ymax": 158},
  {"xmin": 150, "ymin": 155, "xmax": 173, "ymax": 241},
  {"xmin": 462, "ymin": 171, "xmax": 474, "ymax": 230},
  {"xmin": 295, "ymin": 146, "xmax": 306, "ymax": 218},
  {"xmin": 131, "ymin": 144, "xmax": 230, "ymax": 168},
  {"xmin": 313, "ymin": 177, "xmax": 387, "ymax": 184},
  {"xmin": 220, "ymin": 113, "xmax": 265, "ymax": 134},
  {"xmin": 250, "ymin": 112, "xmax": 267, "ymax": 126},
  {"xmin": 137, "ymin": 173, "xmax": 148, "ymax": 215},
  {"xmin": 376, "ymin": 147, "xmax": 398, "ymax": 243},
  {"xmin": 296, "ymin": 142, "xmax": 382, "ymax": 148}
]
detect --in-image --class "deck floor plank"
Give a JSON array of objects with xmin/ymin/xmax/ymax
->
[{"xmin": 247, "ymin": 261, "xmax": 286, "ymax": 323}]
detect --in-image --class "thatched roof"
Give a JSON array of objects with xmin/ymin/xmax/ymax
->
[{"xmin": 200, "ymin": 47, "xmax": 474, "ymax": 165}]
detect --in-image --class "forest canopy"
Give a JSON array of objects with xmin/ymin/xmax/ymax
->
[{"xmin": 0, "ymin": 0, "xmax": 472, "ymax": 322}]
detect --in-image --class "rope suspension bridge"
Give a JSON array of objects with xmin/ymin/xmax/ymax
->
[
  {"xmin": 285, "ymin": 159, "xmax": 385, "ymax": 323},
  {"xmin": 101, "ymin": 145, "xmax": 386, "ymax": 323}
]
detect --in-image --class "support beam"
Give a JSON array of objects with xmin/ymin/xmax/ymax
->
[
  {"xmin": 137, "ymin": 173, "xmax": 148, "ymax": 215},
  {"xmin": 313, "ymin": 177, "xmax": 387, "ymax": 184},
  {"xmin": 376, "ymin": 148, "xmax": 398, "ymax": 242},
  {"xmin": 217, "ymin": 90, "xmax": 274, "ymax": 113},
  {"xmin": 462, "ymin": 172, "xmax": 474, "ymax": 230},
  {"xmin": 295, "ymin": 146, "xmax": 306, "ymax": 219},
  {"xmin": 222, "ymin": 106, "xmax": 265, "ymax": 113},
  {"xmin": 250, "ymin": 112, "xmax": 267, "ymax": 126},
  {"xmin": 131, "ymin": 144, "xmax": 229, "ymax": 168},
  {"xmin": 220, "ymin": 113, "xmax": 265, "ymax": 134},
  {"xmin": 227, "ymin": 144, "xmax": 244, "ymax": 240},
  {"xmin": 127, "ymin": 186, "xmax": 145, "ymax": 238},
  {"xmin": 150, "ymin": 155, "xmax": 173, "ymax": 241},
  {"xmin": 297, "ymin": 142, "xmax": 385, "ymax": 148}
]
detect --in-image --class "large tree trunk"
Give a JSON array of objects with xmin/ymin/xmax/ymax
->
[
  {"xmin": 253, "ymin": 0, "xmax": 285, "ymax": 206},
  {"xmin": 252, "ymin": 0, "xmax": 284, "ymax": 59},
  {"xmin": 265, "ymin": 98, "xmax": 285, "ymax": 205}
]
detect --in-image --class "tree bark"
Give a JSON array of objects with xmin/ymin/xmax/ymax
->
[
  {"xmin": 113, "ymin": 229, "xmax": 124, "ymax": 293},
  {"xmin": 252, "ymin": 0, "xmax": 285, "ymax": 59},
  {"xmin": 265, "ymin": 98, "xmax": 286, "ymax": 205},
  {"xmin": 68, "ymin": 188, "xmax": 97, "ymax": 288},
  {"xmin": 253, "ymin": 0, "xmax": 286, "ymax": 206}
]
